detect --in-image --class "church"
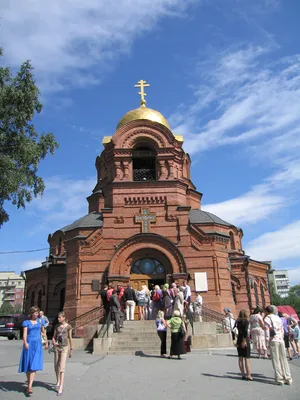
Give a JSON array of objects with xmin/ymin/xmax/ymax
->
[{"xmin": 24, "ymin": 80, "xmax": 270, "ymax": 333}]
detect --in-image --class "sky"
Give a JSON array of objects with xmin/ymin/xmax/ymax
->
[{"xmin": 0, "ymin": 0, "xmax": 300, "ymax": 285}]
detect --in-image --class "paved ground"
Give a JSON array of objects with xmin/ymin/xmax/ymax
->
[{"xmin": 0, "ymin": 340, "xmax": 299, "ymax": 399}]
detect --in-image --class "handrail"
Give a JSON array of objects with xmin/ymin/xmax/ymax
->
[
  {"xmin": 69, "ymin": 306, "xmax": 104, "ymax": 333},
  {"xmin": 97, "ymin": 309, "xmax": 113, "ymax": 338},
  {"xmin": 190, "ymin": 303, "xmax": 228, "ymax": 331}
]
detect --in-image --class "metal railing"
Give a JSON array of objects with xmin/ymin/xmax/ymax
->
[
  {"xmin": 133, "ymin": 168, "xmax": 156, "ymax": 181},
  {"xmin": 69, "ymin": 306, "xmax": 104, "ymax": 336},
  {"xmin": 189, "ymin": 303, "xmax": 228, "ymax": 332}
]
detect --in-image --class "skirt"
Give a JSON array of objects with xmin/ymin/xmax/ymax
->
[
  {"xmin": 18, "ymin": 339, "xmax": 43, "ymax": 373},
  {"xmin": 237, "ymin": 339, "xmax": 251, "ymax": 359},
  {"xmin": 170, "ymin": 332, "xmax": 187, "ymax": 356},
  {"xmin": 137, "ymin": 300, "xmax": 145, "ymax": 306}
]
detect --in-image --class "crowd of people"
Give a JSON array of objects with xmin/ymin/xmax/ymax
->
[
  {"xmin": 230, "ymin": 305, "xmax": 299, "ymax": 385},
  {"xmin": 100, "ymin": 280, "xmax": 202, "ymax": 332},
  {"xmin": 16, "ymin": 295, "xmax": 299, "ymax": 393},
  {"xmin": 18, "ymin": 306, "xmax": 72, "ymax": 396}
]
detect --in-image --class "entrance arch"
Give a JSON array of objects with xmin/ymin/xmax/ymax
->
[{"xmin": 109, "ymin": 233, "xmax": 186, "ymax": 279}]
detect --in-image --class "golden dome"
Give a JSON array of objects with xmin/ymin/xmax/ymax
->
[{"xmin": 116, "ymin": 106, "xmax": 171, "ymax": 130}]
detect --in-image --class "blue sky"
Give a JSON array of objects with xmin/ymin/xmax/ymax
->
[{"xmin": 0, "ymin": 0, "xmax": 300, "ymax": 285}]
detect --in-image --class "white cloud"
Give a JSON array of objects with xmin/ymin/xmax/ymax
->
[
  {"xmin": 21, "ymin": 260, "xmax": 43, "ymax": 271},
  {"xmin": 287, "ymin": 268, "xmax": 300, "ymax": 285},
  {"xmin": 245, "ymin": 220, "xmax": 300, "ymax": 262},
  {"xmin": 175, "ymin": 45, "xmax": 300, "ymax": 160},
  {"xmin": 28, "ymin": 176, "xmax": 95, "ymax": 233},
  {"xmin": 0, "ymin": 0, "xmax": 196, "ymax": 92},
  {"xmin": 203, "ymin": 190, "xmax": 284, "ymax": 226},
  {"xmin": 203, "ymin": 159, "xmax": 300, "ymax": 225}
]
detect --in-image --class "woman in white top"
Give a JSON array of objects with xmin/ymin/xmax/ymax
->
[
  {"xmin": 264, "ymin": 305, "xmax": 292, "ymax": 385},
  {"xmin": 173, "ymin": 287, "xmax": 184, "ymax": 317},
  {"xmin": 136, "ymin": 287, "xmax": 146, "ymax": 320},
  {"xmin": 249, "ymin": 306, "xmax": 268, "ymax": 359}
]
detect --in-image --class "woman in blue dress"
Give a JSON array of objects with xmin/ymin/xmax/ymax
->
[{"xmin": 19, "ymin": 306, "xmax": 48, "ymax": 396}]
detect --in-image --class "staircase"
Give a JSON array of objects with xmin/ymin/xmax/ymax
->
[
  {"xmin": 107, "ymin": 320, "xmax": 167, "ymax": 355},
  {"xmin": 93, "ymin": 318, "xmax": 233, "ymax": 355}
]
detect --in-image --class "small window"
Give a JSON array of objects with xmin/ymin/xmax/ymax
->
[
  {"xmin": 254, "ymin": 282, "xmax": 259, "ymax": 306},
  {"xmin": 229, "ymin": 232, "xmax": 235, "ymax": 250},
  {"xmin": 231, "ymin": 282, "xmax": 237, "ymax": 304}
]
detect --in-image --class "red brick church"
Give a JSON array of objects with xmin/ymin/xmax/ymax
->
[{"xmin": 24, "ymin": 80, "xmax": 270, "ymax": 328}]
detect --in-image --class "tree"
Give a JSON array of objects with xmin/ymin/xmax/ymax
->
[
  {"xmin": 289, "ymin": 285, "xmax": 300, "ymax": 298},
  {"xmin": 269, "ymin": 282, "xmax": 281, "ymax": 305},
  {"xmin": 0, "ymin": 48, "xmax": 58, "ymax": 227},
  {"xmin": 0, "ymin": 302, "xmax": 14, "ymax": 315}
]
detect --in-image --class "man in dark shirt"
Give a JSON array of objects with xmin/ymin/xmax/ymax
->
[
  {"xmin": 123, "ymin": 285, "xmax": 136, "ymax": 321},
  {"xmin": 100, "ymin": 285, "xmax": 109, "ymax": 317},
  {"xmin": 110, "ymin": 290, "xmax": 123, "ymax": 332}
]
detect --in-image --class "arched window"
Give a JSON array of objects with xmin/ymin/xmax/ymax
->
[
  {"xmin": 254, "ymin": 282, "xmax": 259, "ymax": 306},
  {"xmin": 231, "ymin": 282, "xmax": 237, "ymax": 304},
  {"xmin": 260, "ymin": 284, "xmax": 266, "ymax": 308},
  {"xmin": 37, "ymin": 290, "xmax": 42, "ymax": 309},
  {"xmin": 229, "ymin": 232, "xmax": 235, "ymax": 250},
  {"xmin": 30, "ymin": 291, "xmax": 35, "ymax": 307},
  {"xmin": 59, "ymin": 287, "xmax": 65, "ymax": 311},
  {"xmin": 132, "ymin": 146, "xmax": 156, "ymax": 181},
  {"xmin": 131, "ymin": 258, "xmax": 165, "ymax": 275},
  {"xmin": 57, "ymin": 237, "xmax": 62, "ymax": 255}
]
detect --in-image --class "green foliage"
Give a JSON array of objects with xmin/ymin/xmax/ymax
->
[
  {"xmin": 0, "ymin": 48, "xmax": 58, "ymax": 227},
  {"xmin": 289, "ymin": 285, "xmax": 300, "ymax": 298},
  {"xmin": 0, "ymin": 302, "xmax": 14, "ymax": 315},
  {"xmin": 269, "ymin": 282, "xmax": 281, "ymax": 305},
  {"xmin": 270, "ymin": 284, "xmax": 300, "ymax": 316}
]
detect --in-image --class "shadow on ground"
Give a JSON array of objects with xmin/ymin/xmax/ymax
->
[
  {"xmin": 202, "ymin": 372, "xmax": 276, "ymax": 385},
  {"xmin": 0, "ymin": 381, "xmax": 57, "ymax": 396}
]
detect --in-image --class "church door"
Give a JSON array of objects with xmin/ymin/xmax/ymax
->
[{"xmin": 130, "ymin": 257, "xmax": 167, "ymax": 320}]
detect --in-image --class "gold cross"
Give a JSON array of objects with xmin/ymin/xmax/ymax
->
[
  {"xmin": 135, "ymin": 208, "xmax": 156, "ymax": 233},
  {"xmin": 134, "ymin": 80, "xmax": 150, "ymax": 107}
]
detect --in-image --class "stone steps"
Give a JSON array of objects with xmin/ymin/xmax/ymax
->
[{"xmin": 93, "ymin": 321, "xmax": 233, "ymax": 355}]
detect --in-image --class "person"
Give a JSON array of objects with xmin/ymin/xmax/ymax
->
[
  {"xmin": 152, "ymin": 285, "xmax": 162, "ymax": 319},
  {"xmin": 106, "ymin": 285, "xmax": 114, "ymax": 302},
  {"xmin": 183, "ymin": 280, "xmax": 191, "ymax": 311},
  {"xmin": 278, "ymin": 312, "xmax": 293, "ymax": 361},
  {"xmin": 264, "ymin": 305, "xmax": 292, "ymax": 385},
  {"xmin": 290, "ymin": 322, "xmax": 300, "ymax": 357},
  {"xmin": 173, "ymin": 287, "xmax": 184, "ymax": 317},
  {"xmin": 234, "ymin": 310, "xmax": 253, "ymax": 381},
  {"xmin": 136, "ymin": 286, "xmax": 146, "ymax": 320},
  {"xmin": 109, "ymin": 290, "xmax": 123, "ymax": 332},
  {"xmin": 194, "ymin": 292, "xmax": 203, "ymax": 321},
  {"xmin": 123, "ymin": 284, "xmax": 136, "ymax": 321},
  {"xmin": 18, "ymin": 306, "xmax": 48, "ymax": 396},
  {"xmin": 156, "ymin": 310, "xmax": 167, "ymax": 357},
  {"xmin": 224, "ymin": 308, "xmax": 235, "ymax": 333},
  {"xmin": 162, "ymin": 285, "xmax": 173, "ymax": 319},
  {"xmin": 287, "ymin": 315, "xmax": 299, "ymax": 358},
  {"xmin": 142, "ymin": 285, "xmax": 151, "ymax": 320},
  {"xmin": 167, "ymin": 310, "xmax": 186, "ymax": 359},
  {"xmin": 52, "ymin": 311, "xmax": 73, "ymax": 396},
  {"xmin": 39, "ymin": 311, "xmax": 49, "ymax": 328},
  {"xmin": 100, "ymin": 285, "xmax": 109, "ymax": 317},
  {"xmin": 249, "ymin": 306, "xmax": 268, "ymax": 359}
]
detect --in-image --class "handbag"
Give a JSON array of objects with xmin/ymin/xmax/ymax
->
[{"xmin": 178, "ymin": 321, "xmax": 185, "ymax": 338}]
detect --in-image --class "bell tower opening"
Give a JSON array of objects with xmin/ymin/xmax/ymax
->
[{"xmin": 132, "ymin": 146, "xmax": 156, "ymax": 181}]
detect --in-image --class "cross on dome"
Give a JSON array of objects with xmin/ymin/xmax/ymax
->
[{"xmin": 134, "ymin": 80, "xmax": 150, "ymax": 107}]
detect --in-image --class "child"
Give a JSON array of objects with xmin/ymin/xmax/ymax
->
[{"xmin": 290, "ymin": 322, "xmax": 300, "ymax": 358}]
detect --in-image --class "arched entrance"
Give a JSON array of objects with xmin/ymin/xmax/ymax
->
[{"xmin": 129, "ymin": 250, "xmax": 172, "ymax": 291}]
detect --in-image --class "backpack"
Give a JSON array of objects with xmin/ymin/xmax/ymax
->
[{"xmin": 153, "ymin": 291, "xmax": 160, "ymax": 301}]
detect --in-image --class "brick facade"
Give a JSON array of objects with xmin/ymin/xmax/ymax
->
[{"xmin": 25, "ymin": 107, "xmax": 270, "ymax": 328}]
